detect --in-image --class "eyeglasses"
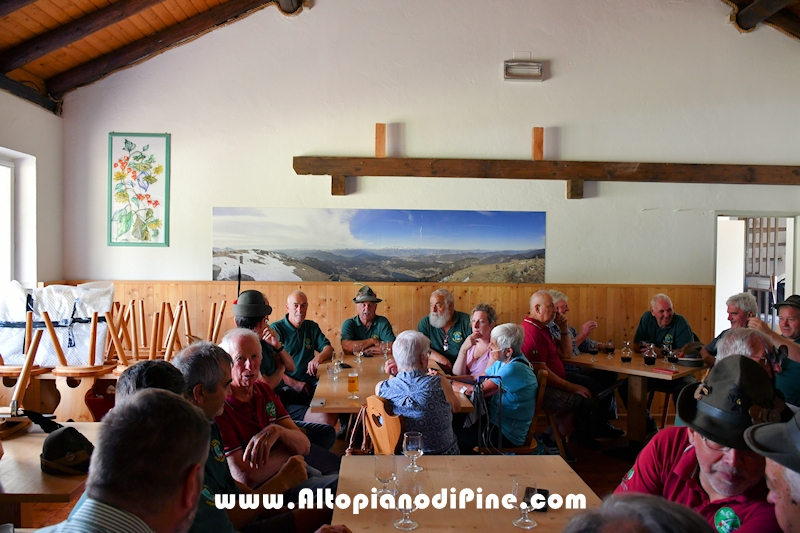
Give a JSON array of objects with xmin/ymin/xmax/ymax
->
[{"xmin": 701, "ymin": 436, "xmax": 731, "ymax": 453}]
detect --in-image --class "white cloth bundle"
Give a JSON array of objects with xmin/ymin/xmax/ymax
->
[{"xmin": 0, "ymin": 281, "xmax": 115, "ymax": 366}]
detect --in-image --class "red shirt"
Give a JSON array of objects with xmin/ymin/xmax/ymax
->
[
  {"xmin": 615, "ymin": 426, "xmax": 780, "ymax": 533},
  {"xmin": 520, "ymin": 316, "xmax": 566, "ymax": 380},
  {"xmin": 214, "ymin": 381, "xmax": 290, "ymax": 457}
]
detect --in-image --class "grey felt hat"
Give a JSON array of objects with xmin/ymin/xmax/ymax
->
[
  {"xmin": 677, "ymin": 354, "xmax": 777, "ymax": 450},
  {"xmin": 354, "ymin": 285, "xmax": 381, "ymax": 303},
  {"xmin": 232, "ymin": 290, "xmax": 272, "ymax": 318},
  {"xmin": 745, "ymin": 410, "xmax": 800, "ymax": 473}
]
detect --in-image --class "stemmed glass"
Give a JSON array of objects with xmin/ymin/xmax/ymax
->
[
  {"xmin": 375, "ymin": 454, "xmax": 396, "ymax": 496},
  {"xmin": 394, "ymin": 474, "xmax": 421, "ymax": 530},
  {"xmin": 354, "ymin": 342, "xmax": 364, "ymax": 364},
  {"xmin": 667, "ymin": 349, "xmax": 679, "ymax": 371},
  {"xmin": 381, "ymin": 341, "xmax": 390, "ymax": 360},
  {"xmin": 512, "ymin": 476, "xmax": 538, "ymax": 529},
  {"xmin": 347, "ymin": 371, "xmax": 359, "ymax": 399},
  {"xmin": 606, "ymin": 338, "xmax": 615, "ymax": 359},
  {"xmin": 403, "ymin": 431, "xmax": 424, "ymax": 472},
  {"xmin": 588, "ymin": 344, "xmax": 599, "ymax": 362}
]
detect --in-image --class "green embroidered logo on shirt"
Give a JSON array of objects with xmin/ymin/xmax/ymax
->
[
  {"xmin": 451, "ymin": 331, "xmax": 464, "ymax": 344},
  {"xmin": 714, "ymin": 507, "xmax": 741, "ymax": 533},
  {"xmin": 625, "ymin": 467, "xmax": 635, "ymax": 480},
  {"xmin": 266, "ymin": 401, "xmax": 277, "ymax": 418},
  {"xmin": 211, "ymin": 439, "xmax": 225, "ymax": 462},
  {"xmin": 304, "ymin": 338, "xmax": 312, "ymax": 350}
]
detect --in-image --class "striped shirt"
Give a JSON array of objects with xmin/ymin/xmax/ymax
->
[{"xmin": 39, "ymin": 498, "xmax": 153, "ymax": 533}]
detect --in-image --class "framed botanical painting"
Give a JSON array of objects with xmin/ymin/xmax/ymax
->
[{"xmin": 108, "ymin": 132, "xmax": 170, "ymax": 246}]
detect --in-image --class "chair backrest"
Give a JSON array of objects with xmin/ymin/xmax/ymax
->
[
  {"xmin": 365, "ymin": 395, "xmax": 404, "ymax": 454},
  {"xmin": 520, "ymin": 368, "xmax": 548, "ymax": 450}
]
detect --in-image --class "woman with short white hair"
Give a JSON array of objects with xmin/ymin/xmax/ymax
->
[{"xmin": 376, "ymin": 330, "xmax": 461, "ymax": 455}]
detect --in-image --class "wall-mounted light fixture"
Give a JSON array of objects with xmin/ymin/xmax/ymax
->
[{"xmin": 504, "ymin": 59, "xmax": 543, "ymax": 81}]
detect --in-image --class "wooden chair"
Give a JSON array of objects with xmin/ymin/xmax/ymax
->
[
  {"xmin": 479, "ymin": 368, "xmax": 552, "ymax": 455},
  {"xmin": 0, "ymin": 328, "xmax": 43, "ymax": 438},
  {"xmin": 51, "ymin": 312, "xmax": 119, "ymax": 422},
  {"xmin": 364, "ymin": 395, "xmax": 404, "ymax": 455}
]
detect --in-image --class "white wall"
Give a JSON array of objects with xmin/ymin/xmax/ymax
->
[
  {"xmin": 0, "ymin": 90, "xmax": 63, "ymax": 286},
  {"xmin": 61, "ymin": 0, "xmax": 800, "ymax": 283}
]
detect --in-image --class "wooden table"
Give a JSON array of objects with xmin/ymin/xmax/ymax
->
[
  {"xmin": 0, "ymin": 421, "xmax": 98, "ymax": 527},
  {"xmin": 567, "ymin": 353, "xmax": 705, "ymax": 444},
  {"xmin": 311, "ymin": 355, "xmax": 473, "ymax": 413},
  {"xmin": 332, "ymin": 455, "xmax": 600, "ymax": 532}
]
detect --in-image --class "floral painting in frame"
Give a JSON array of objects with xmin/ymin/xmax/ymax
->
[{"xmin": 108, "ymin": 132, "xmax": 170, "ymax": 246}]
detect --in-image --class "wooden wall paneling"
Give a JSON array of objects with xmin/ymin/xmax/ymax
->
[
  {"xmin": 494, "ymin": 285, "xmax": 515, "ymax": 324},
  {"xmin": 395, "ymin": 283, "xmax": 416, "ymax": 334}
]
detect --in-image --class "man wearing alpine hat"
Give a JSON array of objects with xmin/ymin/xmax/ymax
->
[
  {"xmin": 616, "ymin": 354, "xmax": 783, "ymax": 533},
  {"xmin": 341, "ymin": 285, "xmax": 396, "ymax": 356},
  {"xmin": 746, "ymin": 410, "xmax": 800, "ymax": 533}
]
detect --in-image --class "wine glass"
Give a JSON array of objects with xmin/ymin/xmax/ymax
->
[
  {"xmin": 381, "ymin": 341, "xmax": 390, "ymax": 360},
  {"xmin": 403, "ymin": 431, "xmax": 424, "ymax": 472},
  {"xmin": 667, "ymin": 349, "xmax": 679, "ymax": 371},
  {"xmin": 394, "ymin": 474, "xmax": 421, "ymax": 530},
  {"xmin": 347, "ymin": 371, "xmax": 359, "ymax": 399},
  {"xmin": 512, "ymin": 476, "xmax": 538, "ymax": 529},
  {"xmin": 375, "ymin": 454, "xmax": 396, "ymax": 496},
  {"xmin": 354, "ymin": 342, "xmax": 364, "ymax": 364},
  {"xmin": 606, "ymin": 338, "xmax": 615, "ymax": 359},
  {"xmin": 587, "ymin": 343, "xmax": 599, "ymax": 362}
]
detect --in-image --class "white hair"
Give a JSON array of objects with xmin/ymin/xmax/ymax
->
[
  {"xmin": 548, "ymin": 290, "xmax": 568, "ymax": 304},
  {"xmin": 726, "ymin": 292, "xmax": 758, "ymax": 315},
  {"xmin": 650, "ymin": 293, "xmax": 673, "ymax": 309},
  {"xmin": 431, "ymin": 289, "xmax": 455, "ymax": 309},
  {"xmin": 716, "ymin": 328, "xmax": 772, "ymax": 361},
  {"xmin": 219, "ymin": 328, "xmax": 260, "ymax": 355},
  {"xmin": 490, "ymin": 323, "xmax": 525, "ymax": 353},
  {"xmin": 392, "ymin": 330, "xmax": 430, "ymax": 371}
]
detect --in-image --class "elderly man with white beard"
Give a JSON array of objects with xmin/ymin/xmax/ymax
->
[{"xmin": 417, "ymin": 289, "xmax": 472, "ymax": 374}]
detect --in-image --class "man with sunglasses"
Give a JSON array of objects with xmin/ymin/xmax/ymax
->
[{"xmin": 616, "ymin": 355, "xmax": 782, "ymax": 533}]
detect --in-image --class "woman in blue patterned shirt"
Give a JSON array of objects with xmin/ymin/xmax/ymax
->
[{"xmin": 376, "ymin": 330, "xmax": 461, "ymax": 455}]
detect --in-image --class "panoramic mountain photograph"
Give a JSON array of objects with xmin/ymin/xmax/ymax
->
[{"xmin": 212, "ymin": 208, "xmax": 545, "ymax": 283}]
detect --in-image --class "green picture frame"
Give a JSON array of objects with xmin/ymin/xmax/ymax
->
[{"xmin": 108, "ymin": 132, "xmax": 170, "ymax": 246}]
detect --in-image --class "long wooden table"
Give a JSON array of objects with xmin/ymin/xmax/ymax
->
[
  {"xmin": 332, "ymin": 455, "xmax": 600, "ymax": 531},
  {"xmin": 0, "ymin": 421, "xmax": 98, "ymax": 527},
  {"xmin": 310, "ymin": 355, "xmax": 473, "ymax": 413},
  {"xmin": 567, "ymin": 353, "xmax": 705, "ymax": 445}
]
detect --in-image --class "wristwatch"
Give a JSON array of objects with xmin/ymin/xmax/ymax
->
[
  {"xmin": 459, "ymin": 386, "xmax": 468, "ymax": 395},
  {"xmin": 275, "ymin": 344, "xmax": 285, "ymax": 352}
]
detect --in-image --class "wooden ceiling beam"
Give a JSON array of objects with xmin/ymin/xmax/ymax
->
[
  {"xmin": 0, "ymin": 0, "xmax": 38, "ymax": 19},
  {"xmin": 0, "ymin": 0, "xmax": 167, "ymax": 74},
  {"xmin": 764, "ymin": 9, "xmax": 800, "ymax": 37},
  {"xmin": 737, "ymin": 0, "xmax": 798, "ymax": 29},
  {"xmin": 293, "ymin": 156, "xmax": 800, "ymax": 195},
  {"xmin": 46, "ymin": 0, "xmax": 279, "ymax": 97},
  {"xmin": 0, "ymin": 73, "xmax": 58, "ymax": 114}
]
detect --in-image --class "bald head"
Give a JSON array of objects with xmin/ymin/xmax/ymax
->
[{"xmin": 529, "ymin": 290, "xmax": 555, "ymax": 324}]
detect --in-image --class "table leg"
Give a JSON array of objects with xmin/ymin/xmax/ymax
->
[
  {"xmin": 0, "ymin": 502, "xmax": 33, "ymax": 527},
  {"xmin": 604, "ymin": 375, "xmax": 649, "ymax": 462}
]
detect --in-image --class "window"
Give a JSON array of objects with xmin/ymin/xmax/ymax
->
[{"xmin": 0, "ymin": 160, "xmax": 12, "ymax": 284}]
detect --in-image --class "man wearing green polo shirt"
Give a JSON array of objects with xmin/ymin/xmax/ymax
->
[
  {"xmin": 272, "ymin": 291, "xmax": 335, "ymax": 426},
  {"xmin": 341, "ymin": 285, "xmax": 396, "ymax": 356},
  {"xmin": 417, "ymin": 288, "xmax": 472, "ymax": 373}
]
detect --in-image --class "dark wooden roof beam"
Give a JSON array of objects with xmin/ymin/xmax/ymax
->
[
  {"xmin": 737, "ymin": 0, "xmax": 799, "ymax": 29},
  {"xmin": 0, "ymin": 0, "xmax": 167, "ymax": 74},
  {"xmin": 764, "ymin": 9, "xmax": 800, "ymax": 37},
  {"xmin": 0, "ymin": 0, "xmax": 38, "ymax": 19},
  {"xmin": 46, "ymin": 0, "xmax": 280, "ymax": 97},
  {"xmin": 0, "ymin": 73, "xmax": 58, "ymax": 114}
]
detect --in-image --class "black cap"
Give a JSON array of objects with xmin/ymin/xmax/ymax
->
[{"xmin": 41, "ymin": 427, "xmax": 94, "ymax": 476}]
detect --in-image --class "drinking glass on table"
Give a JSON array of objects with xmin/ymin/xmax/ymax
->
[
  {"xmin": 606, "ymin": 338, "xmax": 615, "ymax": 359},
  {"xmin": 662, "ymin": 341, "xmax": 672, "ymax": 363},
  {"xmin": 667, "ymin": 349, "xmax": 679, "ymax": 371},
  {"xmin": 621, "ymin": 340, "xmax": 633, "ymax": 363},
  {"xmin": 347, "ymin": 371, "xmax": 359, "ymax": 399},
  {"xmin": 381, "ymin": 341, "xmax": 390, "ymax": 360},
  {"xmin": 354, "ymin": 342, "xmax": 364, "ymax": 364},
  {"xmin": 403, "ymin": 431, "xmax": 424, "ymax": 472},
  {"xmin": 587, "ymin": 344, "xmax": 599, "ymax": 362},
  {"xmin": 394, "ymin": 474, "xmax": 421, "ymax": 530},
  {"xmin": 512, "ymin": 476, "xmax": 538, "ymax": 529},
  {"xmin": 326, "ymin": 363, "xmax": 338, "ymax": 381},
  {"xmin": 375, "ymin": 454, "xmax": 396, "ymax": 496}
]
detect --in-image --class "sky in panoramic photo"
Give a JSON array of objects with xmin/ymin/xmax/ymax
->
[{"xmin": 213, "ymin": 208, "xmax": 545, "ymax": 251}]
